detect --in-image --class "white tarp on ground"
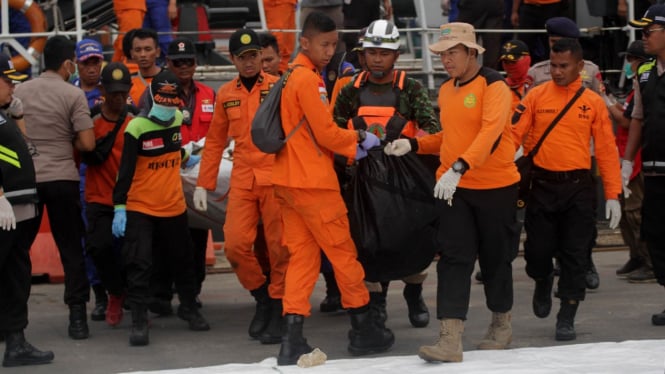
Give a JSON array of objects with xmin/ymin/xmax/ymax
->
[{"xmin": 122, "ymin": 339, "xmax": 665, "ymax": 374}]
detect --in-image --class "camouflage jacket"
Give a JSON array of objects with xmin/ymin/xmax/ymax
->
[{"xmin": 332, "ymin": 72, "xmax": 441, "ymax": 135}]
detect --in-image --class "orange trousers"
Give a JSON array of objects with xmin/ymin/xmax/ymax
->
[
  {"xmin": 274, "ymin": 186, "xmax": 369, "ymax": 317},
  {"xmin": 112, "ymin": 8, "xmax": 146, "ymax": 62},
  {"xmin": 263, "ymin": 2, "xmax": 296, "ymax": 73},
  {"xmin": 223, "ymin": 183, "xmax": 288, "ymax": 299}
]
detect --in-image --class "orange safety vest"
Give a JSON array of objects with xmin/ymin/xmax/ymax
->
[{"xmin": 346, "ymin": 70, "xmax": 418, "ymax": 140}]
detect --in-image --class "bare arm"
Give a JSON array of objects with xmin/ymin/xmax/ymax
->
[
  {"xmin": 74, "ymin": 128, "xmax": 96, "ymax": 152},
  {"xmin": 607, "ymin": 102, "xmax": 630, "ymax": 129}
]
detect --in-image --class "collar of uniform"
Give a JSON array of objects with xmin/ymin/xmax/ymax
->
[
  {"xmin": 291, "ymin": 53, "xmax": 318, "ymax": 74},
  {"xmin": 234, "ymin": 72, "xmax": 266, "ymax": 89},
  {"xmin": 551, "ymin": 75, "xmax": 583, "ymax": 92}
]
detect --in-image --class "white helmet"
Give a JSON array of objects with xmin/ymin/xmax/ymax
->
[{"xmin": 363, "ymin": 20, "xmax": 400, "ymax": 51}]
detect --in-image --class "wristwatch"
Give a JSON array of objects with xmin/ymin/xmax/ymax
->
[{"xmin": 452, "ymin": 159, "xmax": 468, "ymax": 175}]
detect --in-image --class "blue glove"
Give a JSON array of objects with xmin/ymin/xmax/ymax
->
[
  {"xmin": 360, "ymin": 131, "xmax": 380, "ymax": 150},
  {"xmin": 355, "ymin": 144, "xmax": 368, "ymax": 160},
  {"xmin": 112, "ymin": 207, "xmax": 126, "ymax": 237},
  {"xmin": 184, "ymin": 154, "xmax": 201, "ymax": 168}
]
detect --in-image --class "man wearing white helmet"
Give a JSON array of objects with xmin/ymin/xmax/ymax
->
[{"xmin": 333, "ymin": 19, "xmax": 440, "ymax": 330}]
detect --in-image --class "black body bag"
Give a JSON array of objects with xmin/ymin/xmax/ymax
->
[{"xmin": 344, "ymin": 148, "xmax": 441, "ymax": 282}]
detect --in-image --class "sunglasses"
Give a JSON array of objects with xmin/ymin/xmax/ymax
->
[
  {"xmin": 172, "ymin": 58, "xmax": 195, "ymax": 68},
  {"xmin": 643, "ymin": 27, "xmax": 665, "ymax": 37}
]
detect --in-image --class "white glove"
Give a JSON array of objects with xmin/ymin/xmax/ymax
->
[
  {"xmin": 7, "ymin": 96, "xmax": 23, "ymax": 118},
  {"xmin": 605, "ymin": 199, "xmax": 621, "ymax": 230},
  {"xmin": 434, "ymin": 168, "xmax": 462, "ymax": 204},
  {"xmin": 620, "ymin": 159, "xmax": 633, "ymax": 198},
  {"xmin": 0, "ymin": 195, "xmax": 16, "ymax": 231},
  {"xmin": 384, "ymin": 139, "xmax": 411, "ymax": 156},
  {"xmin": 602, "ymin": 92, "xmax": 617, "ymax": 107},
  {"xmin": 193, "ymin": 186, "xmax": 207, "ymax": 212},
  {"xmin": 620, "ymin": 159, "xmax": 633, "ymax": 186}
]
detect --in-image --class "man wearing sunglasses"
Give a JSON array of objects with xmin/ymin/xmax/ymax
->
[
  {"xmin": 144, "ymin": 38, "xmax": 216, "ymax": 316},
  {"xmin": 624, "ymin": 4, "xmax": 665, "ymax": 327}
]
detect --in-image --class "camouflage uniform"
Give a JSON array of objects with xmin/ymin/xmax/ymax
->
[
  {"xmin": 527, "ymin": 59, "xmax": 605, "ymax": 94},
  {"xmin": 333, "ymin": 72, "xmax": 441, "ymax": 135}
]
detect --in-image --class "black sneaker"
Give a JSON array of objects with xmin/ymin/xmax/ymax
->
[
  {"xmin": 616, "ymin": 258, "xmax": 643, "ymax": 277},
  {"xmin": 652, "ymin": 310, "xmax": 665, "ymax": 326},
  {"xmin": 627, "ymin": 267, "xmax": 656, "ymax": 283}
]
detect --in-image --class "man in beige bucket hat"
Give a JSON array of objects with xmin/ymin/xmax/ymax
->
[{"xmin": 385, "ymin": 22, "xmax": 520, "ymax": 362}]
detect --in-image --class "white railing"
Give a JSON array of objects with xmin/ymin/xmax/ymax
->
[{"xmin": 0, "ymin": 0, "xmax": 638, "ymax": 88}]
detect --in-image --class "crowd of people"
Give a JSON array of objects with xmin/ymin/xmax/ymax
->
[{"xmin": 1, "ymin": 0, "xmax": 665, "ymax": 369}]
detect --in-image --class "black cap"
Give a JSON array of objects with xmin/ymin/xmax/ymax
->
[
  {"xmin": 0, "ymin": 54, "xmax": 28, "ymax": 82},
  {"xmin": 500, "ymin": 40, "xmax": 529, "ymax": 61},
  {"xmin": 100, "ymin": 62, "xmax": 131, "ymax": 93},
  {"xmin": 150, "ymin": 70, "xmax": 180, "ymax": 107},
  {"xmin": 167, "ymin": 38, "xmax": 196, "ymax": 60},
  {"xmin": 630, "ymin": 4, "xmax": 665, "ymax": 28},
  {"xmin": 620, "ymin": 40, "xmax": 651, "ymax": 60},
  {"xmin": 545, "ymin": 17, "xmax": 580, "ymax": 38},
  {"xmin": 229, "ymin": 28, "xmax": 261, "ymax": 56}
]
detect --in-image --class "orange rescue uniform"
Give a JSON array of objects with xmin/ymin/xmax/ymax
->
[
  {"xmin": 112, "ymin": 0, "xmax": 146, "ymax": 62},
  {"xmin": 416, "ymin": 70, "xmax": 520, "ymax": 189},
  {"xmin": 272, "ymin": 53, "xmax": 369, "ymax": 316},
  {"xmin": 263, "ymin": 0, "xmax": 297, "ymax": 73},
  {"xmin": 197, "ymin": 71, "xmax": 289, "ymax": 298},
  {"xmin": 511, "ymin": 77, "xmax": 622, "ymax": 199}
]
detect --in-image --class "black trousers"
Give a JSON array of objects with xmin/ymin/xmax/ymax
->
[
  {"xmin": 85, "ymin": 203, "xmax": 125, "ymax": 296},
  {"xmin": 33, "ymin": 181, "xmax": 90, "ymax": 305},
  {"xmin": 436, "ymin": 184, "xmax": 519, "ymax": 320},
  {"xmin": 123, "ymin": 211, "xmax": 197, "ymax": 308},
  {"xmin": 642, "ymin": 176, "xmax": 665, "ymax": 286},
  {"xmin": 342, "ymin": 0, "xmax": 380, "ymax": 66},
  {"xmin": 151, "ymin": 226, "xmax": 208, "ymax": 302},
  {"xmin": 0, "ymin": 216, "xmax": 41, "ymax": 333},
  {"xmin": 517, "ymin": 2, "xmax": 566, "ymax": 63},
  {"xmin": 524, "ymin": 171, "xmax": 595, "ymax": 301}
]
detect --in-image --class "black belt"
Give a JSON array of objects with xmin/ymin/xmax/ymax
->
[{"xmin": 532, "ymin": 167, "xmax": 591, "ymax": 182}]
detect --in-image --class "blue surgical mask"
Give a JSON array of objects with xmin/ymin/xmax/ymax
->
[
  {"xmin": 149, "ymin": 103, "xmax": 177, "ymax": 122},
  {"xmin": 623, "ymin": 62, "xmax": 635, "ymax": 79}
]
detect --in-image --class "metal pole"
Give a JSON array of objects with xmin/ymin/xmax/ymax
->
[
  {"xmin": 258, "ymin": 0, "xmax": 267, "ymax": 31},
  {"xmin": 415, "ymin": 0, "xmax": 434, "ymax": 90},
  {"xmin": 74, "ymin": 0, "xmax": 83, "ymax": 41}
]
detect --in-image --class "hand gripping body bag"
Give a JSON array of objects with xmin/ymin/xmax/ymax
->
[{"xmin": 251, "ymin": 65, "xmax": 304, "ymax": 153}]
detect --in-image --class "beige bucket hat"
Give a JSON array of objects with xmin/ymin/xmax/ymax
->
[{"xmin": 429, "ymin": 22, "xmax": 485, "ymax": 55}]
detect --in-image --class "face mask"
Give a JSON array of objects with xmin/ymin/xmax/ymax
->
[
  {"xmin": 623, "ymin": 62, "xmax": 635, "ymax": 79},
  {"xmin": 149, "ymin": 103, "xmax": 177, "ymax": 122}
]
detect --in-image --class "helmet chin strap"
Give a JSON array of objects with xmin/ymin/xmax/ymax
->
[{"xmin": 369, "ymin": 64, "xmax": 395, "ymax": 80}]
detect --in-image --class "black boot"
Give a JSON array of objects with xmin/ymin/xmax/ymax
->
[
  {"xmin": 585, "ymin": 259, "xmax": 600, "ymax": 290},
  {"xmin": 555, "ymin": 299, "xmax": 579, "ymax": 341},
  {"xmin": 2, "ymin": 331, "xmax": 54, "ymax": 367},
  {"xmin": 91, "ymin": 284, "xmax": 108, "ymax": 321},
  {"xmin": 403, "ymin": 283, "xmax": 430, "ymax": 328},
  {"xmin": 259, "ymin": 298, "xmax": 283, "ymax": 344},
  {"xmin": 68, "ymin": 304, "xmax": 89, "ymax": 340},
  {"xmin": 533, "ymin": 274, "xmax": 554, "ymax": 318},
  {"xmin": 348, "ymin": 305, "xmax": 395, "ymax": 356},
  {"xmin": 249, "ymin": 283, "xmax": 271, "ymax": 338},
  {"xmin": 369, "ymin": 291, "xmax": 387, "ymax": 323},
  {"xmin": 319, "ymin": 271, "xmax": 342, "ymax": 313},
  {"xmin": 177, "ymin": 303, "xmax": 210, "ymax": 331},
  {"xmin": 129, "ymin": 305, "xmax": 149, "ymax": 346},
  {"xmin": 277, "ymin": 314, "xmax": 313, "ymax": 366}
]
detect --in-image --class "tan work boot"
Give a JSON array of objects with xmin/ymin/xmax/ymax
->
[
  {"xmin": 477, "ymin": 312, "xmax": 512, "ymax": 349},
  {"xmin": 417, "ymin": 318, "xmax": 464, "ymax": 362}
]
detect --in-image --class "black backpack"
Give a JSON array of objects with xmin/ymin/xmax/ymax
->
[{"xmin": 251, "ymin": 65, "xmax": 304, "ymax": 154}]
